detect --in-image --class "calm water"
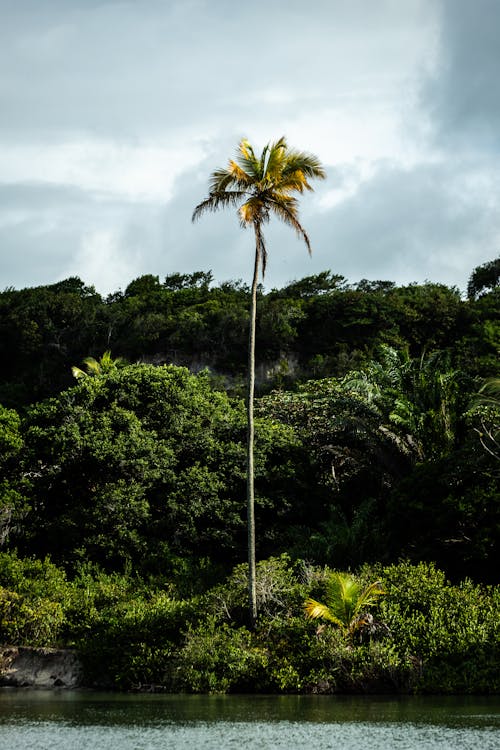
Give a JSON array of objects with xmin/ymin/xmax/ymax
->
[{"xmin": 0, "ymin": 690, "xmax": 499, "ymax": 749}]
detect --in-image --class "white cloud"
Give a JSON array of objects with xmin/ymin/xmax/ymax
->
[
  {"xmin": 0, "ymin": 139, "xmax": 205, "ymax": 203},
  {"xmin": 65, "ymin": 229, "xmax": 137, "ymax": 292}
]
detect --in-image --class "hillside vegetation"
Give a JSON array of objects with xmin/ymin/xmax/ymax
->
[{"xmin": 0, "ymin": 260, "xmax": 498, "ymax": 692}]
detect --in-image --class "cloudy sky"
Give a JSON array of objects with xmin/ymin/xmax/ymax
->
[{"xmin": 1, "ymin": 0, "xmax": 499, "ymax": 295}]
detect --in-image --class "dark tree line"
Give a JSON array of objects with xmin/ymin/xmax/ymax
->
[{"xmin": 0, "ymin": 259, "xmax": 498, "ymax": 409}]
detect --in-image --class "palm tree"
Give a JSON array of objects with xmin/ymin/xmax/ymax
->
[
  {"xmin": 71, "ymin": 350, "xmax": 126, "ymax": 379},
  {"xmin": 193, "ymin": 137, "xmax": 325, "ymax": 625},
  {"xmin": 343, "ymin": 346, "xmax": 460, "ymax": 462},
  {"xmin": 305, "ymin": 572, "xmax": 385, "ymax": 640}
]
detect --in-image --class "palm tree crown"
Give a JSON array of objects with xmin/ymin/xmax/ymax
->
[{"xmin": 192, "ymin": 136, "xmax": 325, "ymax": 274}]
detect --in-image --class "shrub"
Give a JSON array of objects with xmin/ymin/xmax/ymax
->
[
  {"xmin": 76, "ymin": 591, "xmax": 194, "ymax": 689},
  {"xmin": 0, "ymin": 552, "xmax": 70, "ymax": 646},
  {"xmin": 170, "ymin": 616, "xmax": 268, "ymax": 693},
  {"xmin": 376, "ymin": 560, "xmax": 500, "ymax": 692}
]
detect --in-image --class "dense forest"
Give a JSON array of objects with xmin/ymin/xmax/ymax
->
[{"xmin": 0, "ymin": 257, "xmax": 499, "ymax": 693}]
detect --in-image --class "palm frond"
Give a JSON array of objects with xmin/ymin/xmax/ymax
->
[
  {"xmin": 237, "ymin": 139, "xmax": 262, "ymax": 179},
  {"xmin": 268, "ymin": 199, "xmax": 312, "ymax": 254},
  {"xmin": 81, "ymin": 357, "xmax": 100, "ymax": 375},
  {"xmin": 473, "ymin": 377, "xmax": 500, "ymax": 408},
  {"xmin": 275, "ymin": 172, "xmax": 308, "ymax": 193},
  {"xmin": 305, "ymin": 573, "xmax": 385, "ymax": 635},
  {"xmin": 304, "ymin": 598, "xmax": 345, "ymax": 628},
  {"xmin": 226, "ymin": 161, "xmax": 254, "ymax": 188},
  {"xmin": 264, "ymin": 136, "xmax": 287, "ymax": 178},
  {"xmin": 359, "ymin": 580, "xmax": 385, "ymax": 606},
  {"xmin": 192, "ymin": 191, "xmax": 247, "ymax": 222},
  {"xmin": 239, "ymin": 197, "xmax": 264, "ymax": 227},
  {"xmin": 259, "ymin": 142, "xmax": 270, "ymax": 177},
  {"xmin": 71, "ymin": 366, "xmax": 87, "ymax": 380},
  {"xmin": 208, "ymin": 168, "xmax": 241, "ymax": 193},
  {"xmin": 282, "ymin": 151, "xmax": 326, "ymax": 182}
]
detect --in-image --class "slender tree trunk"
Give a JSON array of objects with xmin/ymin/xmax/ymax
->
[{"xmin": 247, "ymin": 230, "xmax": 260, "ymax": 627}]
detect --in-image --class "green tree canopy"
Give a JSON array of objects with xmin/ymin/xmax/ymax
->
[{"xmin": 16, "ymin": 364, "xmax": 299, "ymax": 573}]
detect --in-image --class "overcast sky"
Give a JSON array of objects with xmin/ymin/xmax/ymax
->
[{"xmin": 1, "ymin": 0, "xmax": 499, "ymax": 295}]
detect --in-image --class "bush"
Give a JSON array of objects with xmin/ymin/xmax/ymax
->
[
  {"xmin": 171, "ymin": 617, "xmax": 268, "ymax": 693},
  {"xmin": 76, "ymin": 590, "xmax": 195, "ymax": 689},
  {"xmin": 0, "ymin": 588, "xmax": 64, "ymax": 646},
  {"xmin": 376, "ymin": 560, "xmax": 500, "ymax": 692},
  {"xmin": 207, "ymin": 554, "xmax": 309, "ymax": 625},
  {"xmin": 0, "ymin": 552, "xmax": 70, "ymax": 646}
]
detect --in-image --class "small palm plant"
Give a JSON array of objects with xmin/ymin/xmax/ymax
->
[
  {"xmin": 71, "ymin": 350, "xmax": 126, "ymax": 379},
  {"xmin": 305, "ymin": 572, "xmax": 385, "ymax": 640}
]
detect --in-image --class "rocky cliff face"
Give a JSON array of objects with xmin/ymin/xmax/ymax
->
[{"xmin": 0, "ymin": 647, "xmax": 83, "ymax": 688}]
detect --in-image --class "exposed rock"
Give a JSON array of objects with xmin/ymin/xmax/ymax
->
[{"xmin": 0, "ymin": 646, "xmax": 83, "ymax": 688}]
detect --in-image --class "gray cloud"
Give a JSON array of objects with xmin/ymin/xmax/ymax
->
[
  {"xmin": 1, "ymin": 0, "xmax": 499, "ymax": 296},
  {"xmin": 423, "ymin": 0, "xmax": 500, "ymax": 146},
  {"xmin": 0, "ymin": 0, "xmax": 433, "ymax": 141},
  {"xmin": 0, "ymin": 182, "xmax": 159, "ymax": 291},
  {"xmin": 309, "ymin": 159, "xmax": 500, "ymax": 291}
]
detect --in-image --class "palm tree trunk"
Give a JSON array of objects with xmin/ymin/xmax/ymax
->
[{"xmin": 247, "ymin": 228, "xmax": 260, "ymax": 627}]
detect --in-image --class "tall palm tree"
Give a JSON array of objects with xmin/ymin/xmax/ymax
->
[{"xmin": 193, "ymin": 137, "xmax": 325, "ymax": 625}]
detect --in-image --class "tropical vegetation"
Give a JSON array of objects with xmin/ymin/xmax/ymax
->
[{"xmin": 0, "ymin": 255, "xmax": 498, "ymax": 693}]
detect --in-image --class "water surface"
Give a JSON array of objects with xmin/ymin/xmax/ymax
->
[{"xmin": 0, "ymin": 690, "xmax": 498, "ymax": 749}]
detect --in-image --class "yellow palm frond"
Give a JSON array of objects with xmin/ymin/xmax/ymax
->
[
  {"xmin": 304, "ymin": 598, "xmax": 345, "ymax": 628},
  {"xmin": 304, "ymin": 573, "xmax": 385, "ymax": 635},
  {"xmin": 227, "ymin": 161, "xmax": 254, "ymax": 186},
  {"xmin": 71, "ymin": 366, "xmax": 87, "ymax": 380},
  {"xmin": 237, "ymin": 139, "xmax": 261, "ymax": 179},
  {"xmin": 239, "ymin": 197, "xmax": 268, "ymax": 227}
]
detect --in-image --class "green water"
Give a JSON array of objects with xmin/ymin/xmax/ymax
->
[{"xmin": 0, "ymin": 691, "xmax": 499, "ymax": 749}]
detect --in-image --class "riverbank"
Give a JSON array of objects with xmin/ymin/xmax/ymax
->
[{"xmin": 1, "ymin": 556, "xmax": 499, "ymax": 694}]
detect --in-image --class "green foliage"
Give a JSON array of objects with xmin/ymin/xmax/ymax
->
[
  {"xmin": 0, "ymin": 588, "xmax": 64, "ymax": 646},
  {"xmin": 385, "ymin": 449, "xmax": 500, "ymax": 581},
  {"xmin": 0, "ymin": 264, "xmax": 499, "ymax": 691},
  {"xmin": 467, "ymin": 256, "xmax": 500, "ymax": 300},
  {"xmin": 0, "ymin": 554, "xmax": 498, "ymax": 694},
  {"xmin": 375, "ymin": 560, "xmax": 500, "ymax": 692},
  {"xmin": 206, "ymin": 554, "xmax": 308, "ymax": 625},
  {"xmin": 77, "ymin": 591, "xmax": 194, "ymax": 689},
  {"xmin": 14, "ymin": 364, "xmax": 303, "ymax": 572},
  {"xmin": 0, "ymin": 552, "xmax": 70, "ymax": 646},
  {"xmin": 0, "ymin": 266, "xmax": 495, "ymax": 410},
  {"xmin": 468, "ymin": 377, "xmax": 500, "ymax": 461},
  {"xmin": 171, "ymin": 617, "xmax": 267, "ymax": 693},
  {"xmin": 0, "ymin": 405, "xmax": 29, "ymax": 546},
  {"xmin": 0, "ymin": 405, "xmax": 22, "ymax": 459}
]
